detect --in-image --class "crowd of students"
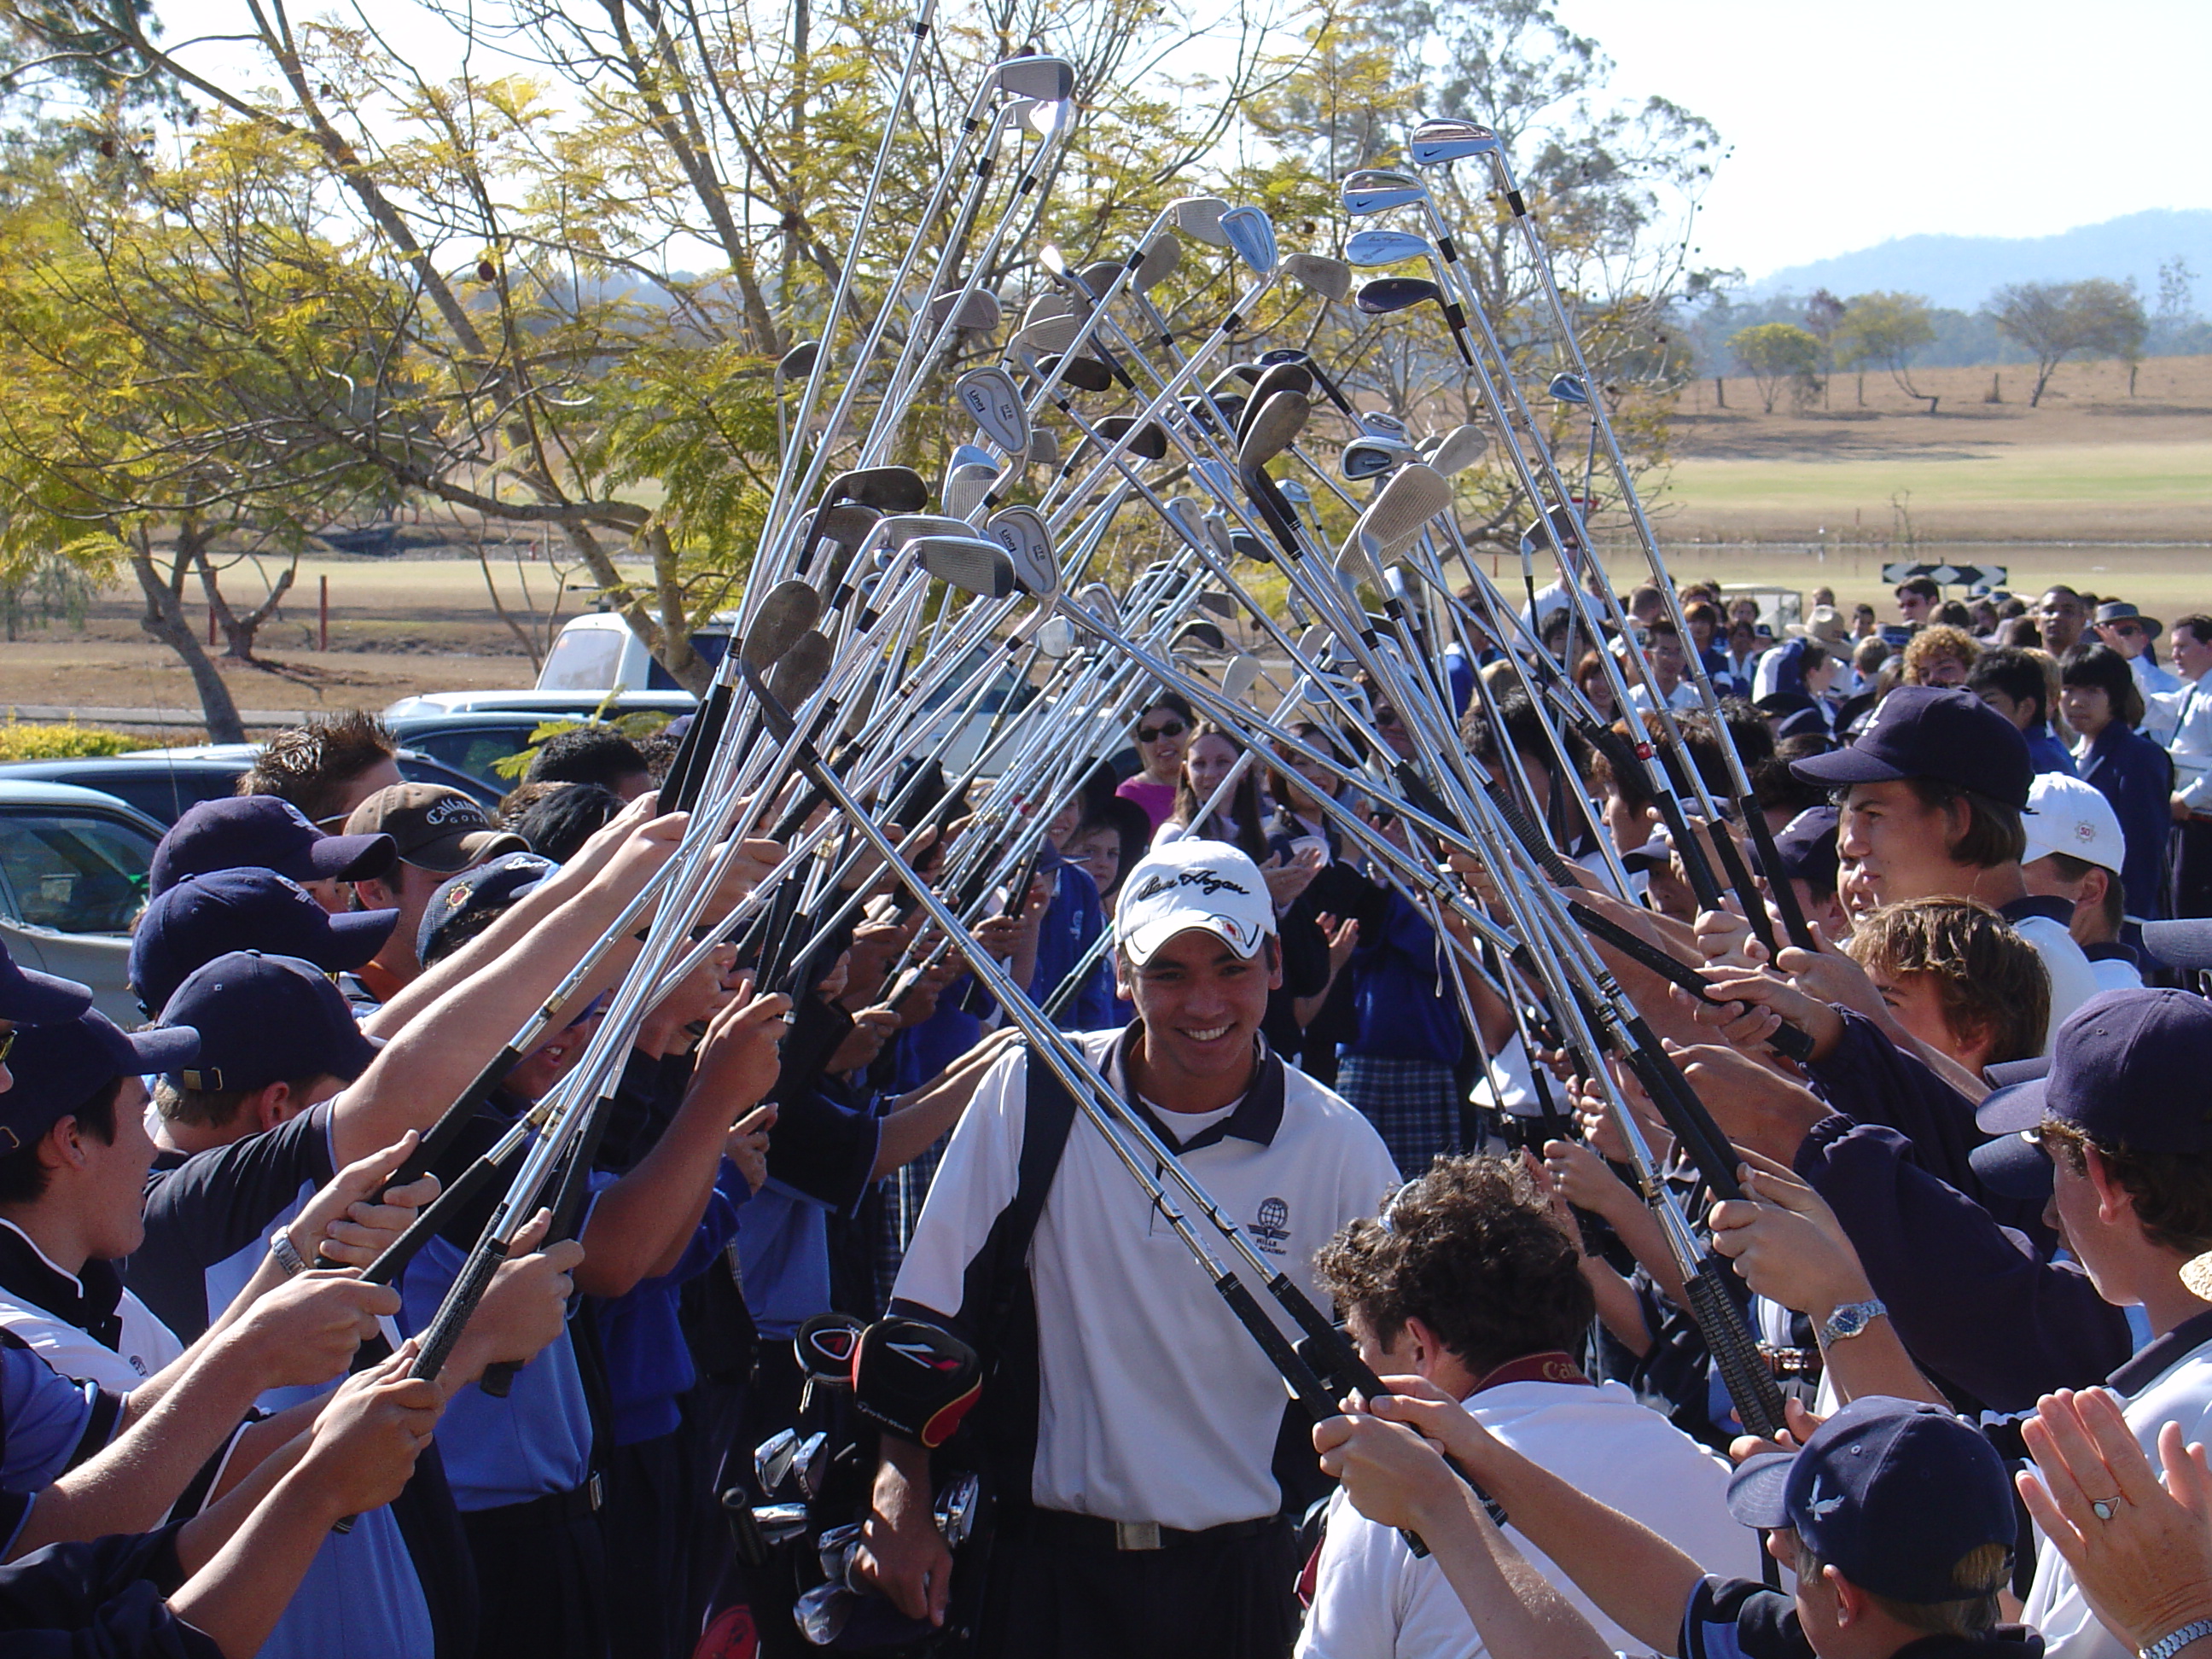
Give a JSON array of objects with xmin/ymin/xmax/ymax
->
[{"xmin": 1, "ymin": 563, "xmax": 2211, "ymax": 1659}]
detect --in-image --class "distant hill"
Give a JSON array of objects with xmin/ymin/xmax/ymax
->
[{"xmin": 1749, "ymin": 209, "xmax": 2212, "ymax": 311}]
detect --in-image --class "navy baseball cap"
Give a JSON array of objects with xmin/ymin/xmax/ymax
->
[
  {"xmin": 1771, "ymin": 806, "xmax": 1839, "ymax": 893},
  {"xmin": 130, "ymin": 870, "xmax": 398, "ymax": 1016},
  {"xmin": 1789, "ymin": 686, "xmax": 2033, "ymax": 810},
  {"xmin": 150, "ymin": 795, "xmax": 396, "ymax": 898},
  {"xmin": 0, "ymin": 1011, "xmax": 198, "ymax": 1150},
  {"xmin": 157, "ymin": 952, "xmax": 381, "ymax": 1096},
  {"xmin": 1727, "ymin": 1396, "xmax": 2015, "ymax": 1604},
  {"xmin": 1977, "ymin": 988, "xmax": 2212, "ymax": 1151},
  {"xmin": 2141, "ymin": 919, "xmax": 2212, "ymax": 974},
  {"xmin": 0, "ymin": 938, "xmax": 92, "ymax": 1026},
  {"xmin": 417, "ymin": 851, "xmax": 556, "ymax": 965}
]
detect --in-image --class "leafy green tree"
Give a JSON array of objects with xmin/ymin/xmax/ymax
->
[
  {"xmin": 1833, "ymin": 290, "xmax": 1937, "ymax": 412},
  {"xmin": 1990, "ymin": 277, "xmax": 2149, "ymax": 406},
  {"xmin": 1727, "ymin": 322, "xmax": 1819, "ymax": 414}
]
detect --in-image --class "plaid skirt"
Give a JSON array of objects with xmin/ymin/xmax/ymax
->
[{"xmin": 1335, "ymin": 1052, "xmax": 1461, "ymax": 1179}]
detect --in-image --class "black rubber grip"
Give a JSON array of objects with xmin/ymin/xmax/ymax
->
[
  {"xmin": 1686, "ymin": 1257, "xmax": 1787, "ymax": 1441},
  {"xmin": 1708, "ymin": 825, "xmax": 1779, "ymax": 960},
  {"xmin": 361, "ymin": 1146, "xmax": 514, "ymax": 1286},
  {"xmin": 410, "ymin": 1236, "xmax": 509, "ymax": 1384},
  {"xmin": 1481, "ymin": 779, "xmax": 1577, "ymax": 887},
  {"xmin": 1743, "ymin": 806, "xmax": 1815, "ymax": 952},
  {"xmin": 1620, "ymin": 1023, "xmax": 1743, "ymax": 1202},
  {"xmin": 1564, "ymin": 901, "xmax": 1816, "ymax": 1066},
  {"xmin": 387, "ymin": 1046, "xmax": 521, "ymax": 1190},
  {"xmin": 666, "ymin": 682, "xmax": 733, "ymax": 812}
]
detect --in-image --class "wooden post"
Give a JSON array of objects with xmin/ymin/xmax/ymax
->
[
  {"xmin": 207, "ymin": 604, "xmax": 217, "ymax": 647},
  {"xmin": 319, "ymin": 574, "xmax": 329, "ymax": 650}
]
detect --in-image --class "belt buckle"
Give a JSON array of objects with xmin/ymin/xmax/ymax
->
[{"xmin": 1114, "ymin": 1520, "xmax": 1162, "ymax": 1551}]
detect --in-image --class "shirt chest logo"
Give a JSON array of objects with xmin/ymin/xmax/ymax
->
[{"xmin": 1249, "ymin": 1196, "xmax": 1290, "ymax": 1254}]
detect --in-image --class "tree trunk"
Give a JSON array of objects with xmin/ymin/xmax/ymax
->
[
  {"xmin": 1714, "ymin": 375, "xmax": 1726, "ymax": 410},
  {"xmin": 131, "ymin": 526, "xmax": 245, "ymax": 742},
  {"xmin": 195, "ymin": 539, "xmax": 297, "ymax": 661}
]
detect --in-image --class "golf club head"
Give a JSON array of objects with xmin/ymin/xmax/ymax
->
[
  {"xmin": 1346, "ymin": 228, "xmax": 1433, "ymax": 267},
  {"xmin": 1032, "ymin": 613, "xmax": 1077, "ymax": 658},
  {"xmin": 1191, "ymin": 457, "xmax": 1237, "ymax": 500},
  {"xmin": 1276, "ymin": 477, "xmax": 1314, "ymax": 509},
  {"xmin": 936, "ymin": 1471, "xmax": 983, "ymax": 1551},
  {"xmin": 1548, "ymin": 371, "xmax": 1590, "ymax": 405},
  {"xmin": 740, "ymin": 580, "xmax": 824, "ymax": 670},
  {"xmin": 1341, "ymin": 436, "xmax": 1414, "ymax": 480},
  {"xmin": 1022, "ymin": 289, "xmax": 1080, "ymax": 328},
  {"xmin": 987, "ymin": 505, "xmax": 1059, "ymax": 597},
  {"xmin": 1219, "ymin": 205, "xmax": 1278, "ymax": 276},
  {"xmin": 1222, "ymin": 653, "xmax": 1263, "ymax": 701},
  {"xmin": 928, "ymin": 288, "xmax": 1003, "ymax": 336},
  {"xmin": 1282, "ymin": 252, "xmax": 1352, "ymax": 301},
  {"xmin": 1173, "ymin": 619, "xmax": 1229, "ymax": 654},
  {"xmin": 1164, "ymin": 496, "xmax": 1211, "ymax": 551},
  {"xmin": 1354, "ymin": 276, "xmax": 1445, "ymax": 317},
  {"xmin": 1228, "ymin": 528, "xmax": 1271, "ymax": 562},
  {"xmin": 881, "ymin": 512, "xmax": 978, "ymax": 545},
  {"xmin": 1353, "ymin": 462, "xmax": 1452, "ymax": 562},
  {"xmin": 1196, "ymin": 590, "xmax": 1238, "ymax": 619},
  {"xmin": 1521, "ymin": 501, "xmax": 1586, "ymax": 556},
  {"xmin": 1133, "ymin": 233, "xmax": 1180, "ymax": 292},
  {"xmin": 828, "ymin": 466, "xmax": 928, "ymax": 514},
  {"xmin": 1027, "ymin": 427, "xmax": 1062, "ymax": 467},
  {"xmin": 1074, "ymin": 581, "xmax": 1120, "ymax": 632},
  {"xmin": 754, "ymin": 1428, "xmax": 801, "ymax": 1494},
  {"xmin": 1341, "ymin": 168, "xmax": 1428, "ymax": 215},
  {"xmin": 1296, "ymin": 622, "xmax": 1334, "ymax": 662},
  {"xmin": 955, "ymin": 365, "xmax": 1029, "ymax": 455},
  {"xmin": 941, "ymin": 462, "xmax": 999, "ymax": 521},
  {"xmin": 753, "ymin": 1503, "xmax": 809, "ymax": 1546},
  {"xmin": 996, "ymin": 54, "xmax": 1074, "ymax": 102},
  {"xmin": 1095, "ymin": 415, "xmax": 1168, "ymax": 463},
  {"xmin": 1237, "ymin": 389, "xmax": 1310, "ymax": 471},
  {"xmin": 1357, "ymin": 410, "xmax": 1410, "ymax": 439},
  {"xmin": 1015, "ymin": 314, "xmax": 1085, "ymax": 358},
  {"xmin": 767, "ymin": 630, "xmax": 834, "ymax": 709},
  {"xmin": 1200, "ymin": 509, "xmax": 1235, "ymax": 560},
  {"xmin": 1169, "ymin": 195, "xmax": 1230, "ymax": 246},
  {"xmin": 1075, "ymin": 258, "xmax": 1125, "ymax": 299},
  {"xmin": 795, "ymin": 1432, "xmax": 830, "ymax": 1500},
  {"xmin": 913, "ymin": 534, "xmax": 1016, "ymax": 599},
  {"xmin": 1038, "ymin": 352, "xmax": 1114, "ymax": 395},
  {"xmin": 1237, "ymin": 360, "xmax": 1314, "ymax": 444},
  {"xmin": 1334, "ymin": 539, "xmax": 1382, "ymax": 597},
  {"xmin": 1428, "ymin": 422, "xmax": 1489, "ymax": 475},
  {"xmin": 777, "ymin": 339, "xmax": 821, "ymax": 382},
  {"xmin": 1193, "ymin": 393, "xmax": 1245, "ymax": 434},
  {"xmin": 1409, "ymin": 118, "xmax": 1501, "ymax": 166}
]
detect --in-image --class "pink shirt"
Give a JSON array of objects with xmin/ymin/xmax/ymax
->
[{"xmin": 1115, "ymin": 776, "xmax": 1179, "ymax": 831}]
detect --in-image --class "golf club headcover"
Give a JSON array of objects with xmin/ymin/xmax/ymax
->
[
  {"xmin": 849, "ymin": 1316, "xmax": 981, "ymax": 1449},
  {"xmin": 795, "ymin": 1312, "xmax": 864, "ymax": 1387}
]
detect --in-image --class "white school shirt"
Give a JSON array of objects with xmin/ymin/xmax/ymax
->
[
  {"xmin": 891, "ymin": 1027, "xmax": 1401, "ymax": 1531},
  {"xmin": 0, "ymin": 1222, "xmax": 183, "ymax": 1393},
  {"xmin": 2024, "ymin": 1317, "xmax": 2212, "ymax": 1659},
  {"xmin": 1297, "ymin": 1376, "xmax": 1762, "ymax": 1659},
  {"xmin": 2002, "ymin": 904, "xmax": 2103, "ymax": 1051}
]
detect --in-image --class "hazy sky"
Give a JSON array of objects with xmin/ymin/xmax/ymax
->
[{"xmin": 1554, "ymin": 0, "xmax": 2212, "ymax": 278}]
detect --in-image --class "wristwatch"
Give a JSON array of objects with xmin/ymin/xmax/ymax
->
[
  {"xmin": 267, "ymin": 1229, "xmax": 309, "ymax": 1277},
  {"xmin": 2144, "ymin": 1620, "xmax": 2212, "ymax": 1659},
  {"xmin": 1817, "ymin": 1298, "xmax": 1886, "ymax": 1345}
]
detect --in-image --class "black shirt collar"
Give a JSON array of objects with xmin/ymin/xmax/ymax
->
[
  {"xmin": 0, "ymin": 1220, "xmax": 125, "ymax": 1351},
  {"xmin": 2110, "ymin": 1305, "xmax": 2212, "ymax": 1395},
  {"xmin": 1111, "ymin": 1022, "xmax": 1286, "ymax": 1151},
  {"xmin": 2082, "ymin": 940, "xmax": 2141, "ymax": 966},
  {"xmin": 2000, "ymin": 894, "xmax": 2075, "ymax": 928}
]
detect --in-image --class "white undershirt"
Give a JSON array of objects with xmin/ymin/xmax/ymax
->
[{"xmin": 1144, "ymin": 1096, "xmax": 1241, "ymax": 1145}]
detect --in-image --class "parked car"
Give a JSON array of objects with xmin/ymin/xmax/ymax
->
[
  {"xmin": 0, "ymin": 779, "xmax": 166, "ymax": 1025},
  {"xmin": 381, "ymin": 711, "xmax": 569, "ymax": 791},
  {"xmin": 533, "ymin": 610, "xmax": 732, "ymax": 695},
  {"xmin": 0, "ymin": 744, "xmax": 501, "ymax": 829},
  {"xmin": 382, "ymin": 690, "xmax": 697, "ymax": 721}
]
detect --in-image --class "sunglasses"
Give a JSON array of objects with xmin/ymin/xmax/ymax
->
[
  {"xmin": 1138, "ymin": 719, "xmax": 1188, "ymax": 742},
  {"xmin": 2111, "ymin": 624, "xmax": 2145, "ymax": 638}
]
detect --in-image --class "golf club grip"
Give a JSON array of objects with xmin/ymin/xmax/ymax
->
[
  {"xmin": 1618, "ymin": 1030, "xmax": 1743, "ymax": 1202},
  {"xmin": 387, "ymin": 1046, "xmax": 521, "ymax": 1189},
  {"xmin": 410, "ymin": 1237, "xmax": 509, "ymax": 1386},
  {"xmin": 1743, "ymin": 807, "xmax": 1816, "ymax": 952},
  {"xmin": 477, "ymin": 1100, "xmax": 613, "ymax": 1401},
  {"xmin": 1000, "ymin": 841, "xmax": 1047, "ymax": 920},
  {"xmin": 768, "ymin": 781, "xmax": 827, "ymax": 844},
  {"xmin": 1706, "ymin": 824, "xmax": 1779, "ymax": 960},
  {"xmin": 360, "ymin": 1150, "xmax": 510, "ymax": 1287},
  {"xmin": 1388, "ymin": 762, "xmax": 1468, "ymax": 843},
  {"xmin": 667, "ymin": 683, "xmax": 734, "ymax": 813},
  {"xmin": 1685, "ymin": 1257, "xmax": 1787, "ymax": 1442},
  {"xmin": 1563, "ymin": 902, "xmax": 1816, "ymax": 1066},
  {"xmin": 1646, "ymin": 786, "xmax": 1724, "ymax": 912},
  {"xmin": 1480, "ymin": 778, "xmax": 1578, "ymax": 888}
]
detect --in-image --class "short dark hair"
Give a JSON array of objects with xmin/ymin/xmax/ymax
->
[
  {"xmin": 526, "ymin": 725, "xmax": 651, "ymax": 791},
  {"xmin": 1797, "ymin": 1544, "xmax": 2007, "ymax": 1639},
  {"xmin": 2173, "ymin": 614, "xmax": 2212, "ymax": 647},
  {"xmin": 239, "ymin": 711, "xmax": 397, "ymax": 824},
  {"xmin": 2040, "ymin": 851, "xmax": 2125, "ymax": 934},
  {"xmin": 1895, "ymin": 576, "xmax": 1941, "ymax": 602},
  {"xmin": 1966, "ymin": 648, "xmax": 2049, "ymax": 725},
  {"xmin": 152, "ymin": 1073, "xmax": 329, "ymax": 1132},
  {"xmin": 2062, "ymin": 643, "xmax": 2145, "ymax": 729},
  {"xmin": 1845, "ymin": 898, "xmax": 2049, "ymax": 1066},
  {"xmin": 2042, "ymin": 1122, "xmax": 2212, "ymax": 1255},
  {"xmin": 1897, "ymin": 777, "xmax": 2027, "ymax": 868},
  {"xmin": 515, "ymin": 782, "xmax": 624, "ymax": 863},
  {"xmin": 0, "ymin": 1079, "xmax": 123, "ymax": 1203},
  {"xmin": 1459, "ymin": 688, "xmax": 1546, "ymax": 772},
  {"xmin": 1314, "ymin": 1155, "xmax": 1593, "ymax": 1377},
  {"xmin": 1138, "ymin": 690, "xmax": 1196, "ymax": 729}
]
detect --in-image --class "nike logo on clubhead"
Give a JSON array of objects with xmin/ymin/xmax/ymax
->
[{"xmin": 1806, "ymin": 1476, "xmax": 1844, "ymax": 1519}]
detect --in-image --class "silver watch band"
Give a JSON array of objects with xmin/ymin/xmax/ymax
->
[
  {"xmin": 2145, "ymin": 1619, "xmax": 2212, "ymax": 1659},
  {"xmin": 268, "ymin": 1230, "xmax": 309, "ymax": 1277}
]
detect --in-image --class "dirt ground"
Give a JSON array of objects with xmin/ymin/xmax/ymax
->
[{"xmin": 5, "ymin": 355, "xmax": 2207, "ymax": 731}]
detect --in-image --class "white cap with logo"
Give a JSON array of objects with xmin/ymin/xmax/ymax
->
[
  {"xmin": 2023, "ymin": 772, "xmax": 2127, "ymax": 876},
  {"xmin": 1113, "ymin": 839, "xmax": 1277, "ymax": 967}
]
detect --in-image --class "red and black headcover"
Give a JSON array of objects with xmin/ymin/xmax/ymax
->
[{"xmin": 849, "ymin": 1316, "xmax": 981, "ymax": 1449}]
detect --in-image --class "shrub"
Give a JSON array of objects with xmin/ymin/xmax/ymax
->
[{"xmin": 0, "ymin": 719, "xmax": 142, "ymax": 760}]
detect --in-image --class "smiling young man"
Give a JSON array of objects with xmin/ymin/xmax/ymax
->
[
  {"xmin": 858, "ymin": 839, "xmax": 1400, "ymax": 1659},
  {"xmin": 1791, "ymin": 686, "xmax": 2099, "ymax": 1051}
]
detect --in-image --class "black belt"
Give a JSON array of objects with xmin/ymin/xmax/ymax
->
[
  {"xmin": 462, "ymin": 1473, "xmax": 603, "ymax": 1530},
  {"xmin": 1021, "ymin": 1505, "xmax": 1285, "ymax": 1553}
]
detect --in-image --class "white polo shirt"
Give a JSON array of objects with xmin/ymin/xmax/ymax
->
[
  {"xmin": 2024, "ymin": 1313, "xmax": 2212, "ymax": 1659},
  {"xmin": 0, "ymin": 1221, "xmax": 183, "ymax": 1394},
  {"xmin": 892, "ymin": 1027, "xmax": 1401, "ymax": 1532},
  {"xmin": 1297, "ymin": 1375, "xmax": 1761, "ymax": 1659}
]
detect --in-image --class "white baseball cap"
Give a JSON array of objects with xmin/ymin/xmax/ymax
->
[
  {"xmin": 2023, "ymin": 773, "xmax": 2126, "ymax": 876},
  {"xmin": 1113, "ymin": 838, "xmax": 1276, "ymax": 967}
]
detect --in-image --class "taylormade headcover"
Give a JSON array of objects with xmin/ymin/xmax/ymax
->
[{"xmin": 850, "ymin": 1316, "xmax": 981, "ymax": 1448}]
